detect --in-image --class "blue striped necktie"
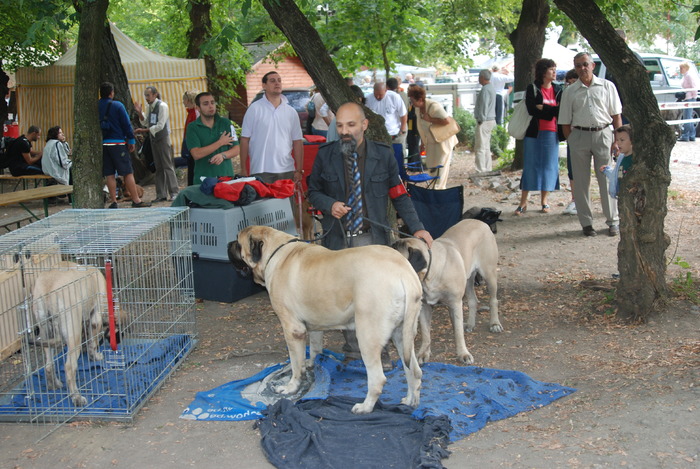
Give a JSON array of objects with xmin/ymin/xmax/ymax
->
[{"xmin": 346, "ymin": 152, "xmax": 363, "ymax": 234}]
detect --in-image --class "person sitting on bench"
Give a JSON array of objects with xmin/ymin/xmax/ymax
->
[{"xmin": 7, "ymin": 125, "xmax": 44, "ymax": 177}]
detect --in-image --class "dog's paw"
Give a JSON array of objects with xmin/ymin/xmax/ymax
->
[
  {"xmin": 91, "ymin": 351, "xmax": 104, "ymax": 361},
  {"xmin": 47, "ymin": 377, "xmax": 63, "ymax": 390},
  {"xmin": 416, "ymin": 351, "xmax": 431, "ymax": 365},
  {"xmin": 490, "ymin": 323, "xmax": 504, "ymax": 333},
  {"xmin": 459, "ymin": 351, "xmax": 474, "ymax": 365},
  {"xmin": 400, "ymin": 395, "xmax": 419, "ymax": 408},
  {"xmin": 464, "ymin": 324, "xmax": 475, "ymax": 333},
  {"xmin": 274, "ymin": 382, "xmax": 300, "ymax": 396},
  {"xmin": 71, "ymin": 394, "xmax": 87, "ymax": 407},
  {"xmin": 351, "ymin": 402, "xmax": 374, "ymax": 414}
]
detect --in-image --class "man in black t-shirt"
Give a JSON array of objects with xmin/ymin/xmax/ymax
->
[{"xmin": 8, "ymin": 125, "xmax": 43, "ymax": 176}]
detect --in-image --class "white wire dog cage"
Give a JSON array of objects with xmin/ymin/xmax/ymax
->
[{"xmin": 0, "ymin": 208, "xmax": 196, "ymax": 423}]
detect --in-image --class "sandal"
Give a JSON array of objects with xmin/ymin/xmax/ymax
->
[
  {"xmin": 514, "ymin": 206, "xmax": 527, "ymax": 216},
  {"xmin": 541, "ymin": 204, "xmax": 551, "ymax": 213}
]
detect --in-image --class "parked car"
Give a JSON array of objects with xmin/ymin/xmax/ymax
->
[
  {"xmin": 592, "ymin": 53, "xmax": 699, "ymax": 131},
  {"xmin": 251, "ymin": 87, "xmax": 312, "ymax": 131}
]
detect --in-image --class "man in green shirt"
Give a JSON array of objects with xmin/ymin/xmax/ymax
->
[{"xmin": 186, "ymin": 92, "xmax": 240, "ymax": 183}]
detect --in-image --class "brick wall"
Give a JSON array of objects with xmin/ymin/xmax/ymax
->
[{"xmin": 226, "ymin": 56, "xmax": 314, "ymax": 125}]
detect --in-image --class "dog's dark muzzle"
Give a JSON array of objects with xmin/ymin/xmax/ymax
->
[{"xmin": 227, "ymin": 240, "xmax": 252, "ymax": 277}]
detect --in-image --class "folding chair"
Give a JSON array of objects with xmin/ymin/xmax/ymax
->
[
  {"xmin": 407, "ymin": 184, "xmax": 464, "ymax": 238},
  {"xmin": 393, "ymin": 147, "xmax": 442, "ymax": 189}
]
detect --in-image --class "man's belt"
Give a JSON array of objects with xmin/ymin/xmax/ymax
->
[
  {"xmin": 573, "ymin": 125, "xmax": 611, "ymax": 132},
  {"xmin": 346, "ymin": 228, "xmax": 371, "ymax": 237}
]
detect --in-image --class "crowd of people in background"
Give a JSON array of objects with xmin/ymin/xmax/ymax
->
[{"xmin": 5, "ymin": 47, "xmax": 675, "ymax": 237}]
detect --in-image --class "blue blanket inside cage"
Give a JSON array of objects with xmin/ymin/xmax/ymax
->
[
  {"xmin": 181, "ymin": 352, "xmax": 576, "ymax": 442},
  {"xmin": 0, "ymin": 334, "xmax": 194, "ymax": 418}
]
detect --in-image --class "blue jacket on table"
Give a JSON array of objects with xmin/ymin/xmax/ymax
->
[
  {"xmin": 307, "ymin": 139, "xmax": 425, "ymax": 250},
  {"xmin": 99, "ymin": 98, "xmax": 136, "ymax": 145}
]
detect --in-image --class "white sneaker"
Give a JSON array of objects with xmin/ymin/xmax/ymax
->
[{"xmin": 563, "ymin": 201, "xmax": 577, "ymax": 215}]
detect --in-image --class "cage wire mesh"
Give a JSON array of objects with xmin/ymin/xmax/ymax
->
[{"xmin": 0, "ymin": 208, "xmax": 196, "ymax": 424}]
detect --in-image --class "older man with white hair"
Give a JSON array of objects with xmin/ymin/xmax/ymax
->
[
  {"xmin": 473, "ymin": 69, "xmax": 496, "ymax": 173},
  {"xmin": 559, "ymin": 51, "xmax": 622, "ymax": 237}
]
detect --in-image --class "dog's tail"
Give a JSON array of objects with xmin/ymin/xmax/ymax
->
[{"xmin": 401, "ymin": 277, "xmax": 422, "ymax": 371}]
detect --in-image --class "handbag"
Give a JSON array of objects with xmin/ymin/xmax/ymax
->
[
  {"xmin": 507, "ymin": 85, "xmax": 534, "ymax": 140},
  {"xmin": 429, "ymin": 116, "xmax": 461, "ymax": 142}
]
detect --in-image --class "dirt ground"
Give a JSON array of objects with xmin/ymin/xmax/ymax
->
[{"xmin": 1, "ymin": 147, "xmax": 699, "ymax": 468}]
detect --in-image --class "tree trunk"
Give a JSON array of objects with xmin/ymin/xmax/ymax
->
[
  {"xmin": 554, "ymin": 0, "xmax": 674, "ymax": 321},
  {"xmin": 261, "ymin": 0, "xmax": 389, "ymax": 144},
  {"xmin": 187, "ymin": 0, "xmax": 221, "ymax": 101},
  {"xmin": 508, "ymin": 0, "xmax": 549, "ymax": 169},
  {"xmin": 72, "ymin": 0, "xmax": 109, "ymax": 208}
]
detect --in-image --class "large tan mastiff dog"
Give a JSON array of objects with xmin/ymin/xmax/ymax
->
[
  {"xmin": 227, "ymin": 225, "xmax": 423, "ymax": 414},
  {"xmin": 32, "ymin": 261, "xmax": 107, "ymax": 407},
  {"xmin": 393, "ymin": 219, "xmax": 501, "ymax": 364}
]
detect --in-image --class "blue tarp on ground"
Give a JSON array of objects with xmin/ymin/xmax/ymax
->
[
  {"xmin": 181, "ymin": 352, "xmax": 576, "ymax": 442},
  {"xmin": 0, "ymin": 335, "xmax": 194, "ymax": 418}
]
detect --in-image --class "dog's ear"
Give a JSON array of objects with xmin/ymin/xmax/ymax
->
[
  {"xmin": 406, "ymin": 247, "xmax": 428, "ymax": 273},
  {"xmin": 250, "ymin": 237, "xmax": 264, "ymax": 264}
]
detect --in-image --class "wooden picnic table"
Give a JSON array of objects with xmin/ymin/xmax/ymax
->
[
  {"xmin": 0, "ymin": 185, "xmax": 73, "ymax": 220},
  {"xmin": 0, "ymin": 174, "xmax": 55, "ymax": 192}
]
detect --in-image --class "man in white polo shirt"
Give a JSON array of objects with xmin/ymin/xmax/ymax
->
[
  {"xmin": 559, "ymin": 51, "xmax": 622, "ymax": 238},
  {"xmin": 240, "ymin": 71, "xmax": 304, "ymax": 184},
  {"xmin": 365, "ymin": 81, "xmax": 407, "ymax": 163}
]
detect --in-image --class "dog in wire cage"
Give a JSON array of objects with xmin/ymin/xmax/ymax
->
[{"xmin": 30, "ymin": 261, "xmax": 110, "ymax": 407}]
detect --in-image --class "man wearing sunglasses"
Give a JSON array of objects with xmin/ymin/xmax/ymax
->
[{"xmin": 559, "ymin": 52, "xmax": 622, "ymax": 238}]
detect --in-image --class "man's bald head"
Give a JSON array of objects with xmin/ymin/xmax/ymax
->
[
  {"xmin": 373, "ymin": 82, "xmax": 387, "ymax": 100},
  {"xmin": 336, "ymin": 102, "xmax": 368, "ymax": 148}
]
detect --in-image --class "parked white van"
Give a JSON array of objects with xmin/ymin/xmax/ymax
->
[{"xmin": 592, "ymin": 53, "xmax": 700, "ymax": 130}]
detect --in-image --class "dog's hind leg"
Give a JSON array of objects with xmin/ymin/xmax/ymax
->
[
  {"xmin": 63, "ymin": 300, "xmax": 88, "ymax": 407},
  {"xmin": 353, "ymin": 349, "xmax": 386, "ymax": 414},
  {"xmin": 391, "ymin": 327, "xmax": 422, "ymax": 409},
  {"xmin": 307, "ymin": 331, "xmax": 323, "ymax": 368},
  {"xmin": 447, "ymin": 297, "xmax": 474, "ymax": 364},
  {"xmin": 481, "ymin": 265, "xmax": 502, "ymax": 333},
  {"xmin": 464, "ymin": 271, "xmax": 478, "ymax": 332},
  {"xmin": 416, "ymin": 302, "xmax": 433, "ymax": 364},
  {"xmin": 34, "ymin": 297, "xmax": 63, "ymax": 390},
  {"xmin": 43, "ymin": 344, "xmax": 62, "ymax": 390},
  {"xmin": 87, "ymin": 306, "xmax": 104, "ymax": 362}
]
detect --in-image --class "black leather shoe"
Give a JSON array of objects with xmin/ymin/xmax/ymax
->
[{"xmin": 583, "ymin": 225, "xmax": 597, "ymax": 237}]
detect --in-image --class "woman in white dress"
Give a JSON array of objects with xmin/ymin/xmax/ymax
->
[{"xmin": 407, "ymin": 86, "xmax": 458, "ymax": 189}]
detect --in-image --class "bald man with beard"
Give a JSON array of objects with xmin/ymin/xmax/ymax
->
[{"xmin": 308, "ymin": 102, "xmax": 432, "ymax": 367}]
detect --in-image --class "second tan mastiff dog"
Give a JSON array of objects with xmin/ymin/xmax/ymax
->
[
  {"xmin": 227, "ymin": 225, "xmax": 423, "ymax": 414},
  {"xmin": 32, "ymin": 261, "xmax": 108, "ymax": 407},
  {"xmin": 393, "ymin": 219, "xmax": 501, "ymax": 364}
]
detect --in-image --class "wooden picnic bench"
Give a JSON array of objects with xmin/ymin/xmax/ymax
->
[
  {"xmin": 0, "ymin": 174, "xmax": 55, "ymax": 192},
  {"xmin": 0, "ymin": 185, "xmax": 73, "ymax": 221}
]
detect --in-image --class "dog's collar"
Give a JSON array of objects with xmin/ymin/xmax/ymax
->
[{"xmin": 264, "ymin": 238, "xmax": 303, "ymax": 270}]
